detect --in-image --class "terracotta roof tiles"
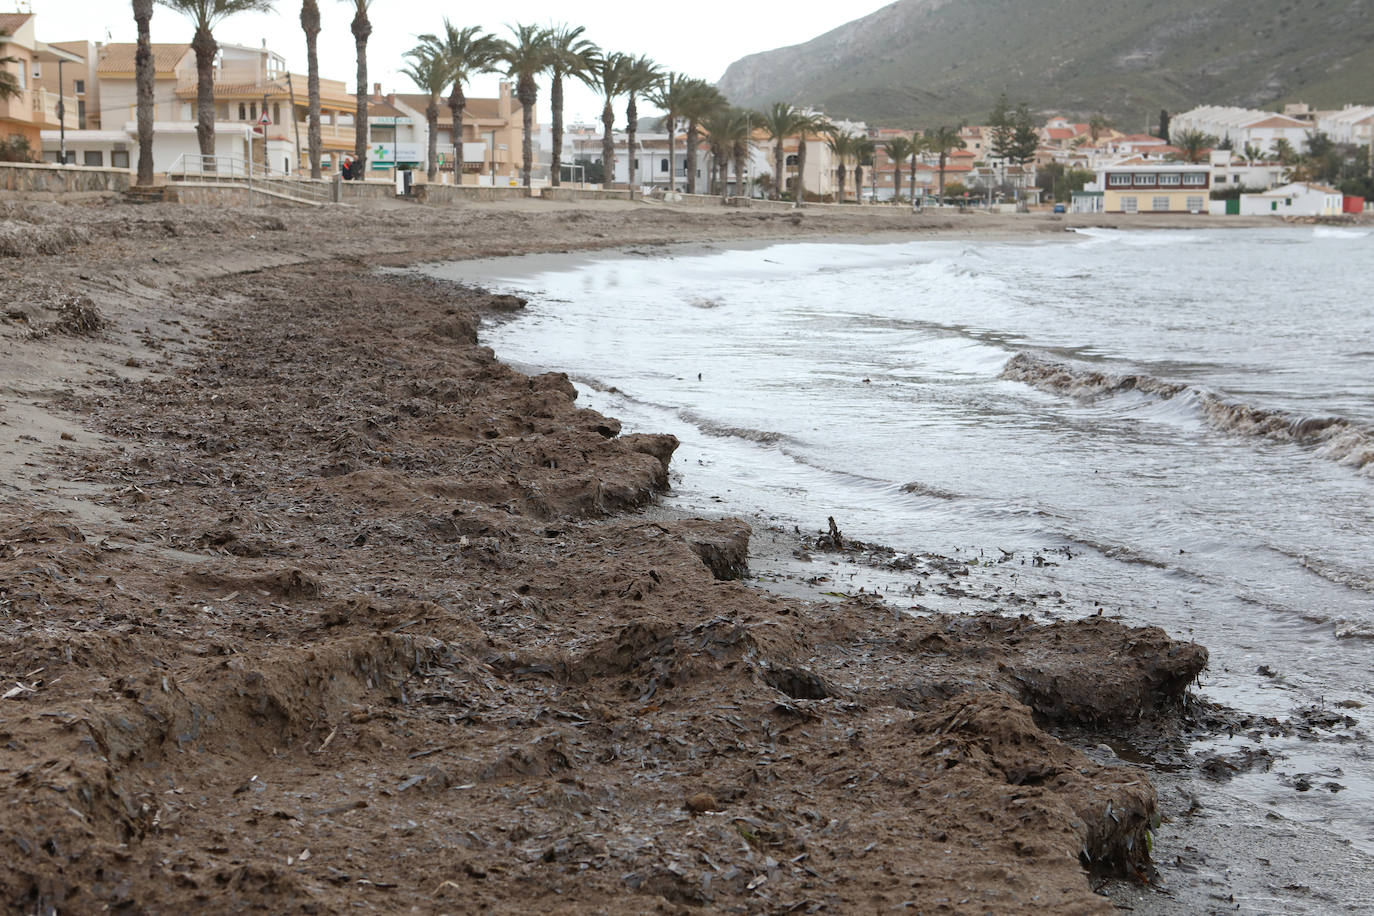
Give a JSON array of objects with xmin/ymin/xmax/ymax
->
[
  {"xmin": 98, "ymin": 43, "xmax": 190, "ymax": 75},
  {"xmin": 0, "ymin": 13, "xmax": 33, "ymax": 35}
]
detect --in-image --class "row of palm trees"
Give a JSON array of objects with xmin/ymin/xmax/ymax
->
[{"xmin": 129, "ymin": 3, "xmax": 971, "ymax": 201}]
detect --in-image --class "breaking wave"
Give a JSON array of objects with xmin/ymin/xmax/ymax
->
[
  {"xmin": 678, "ymin": 409, "xmax": 788, "ymax": 446},
  {"xmin": 1001, "ymin": 353, "xmax": 1374, "ymax": 474}
]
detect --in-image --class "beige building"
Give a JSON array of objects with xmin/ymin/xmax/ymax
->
[
  {"xmin": 0, "ymin": 12, "xmax": 80, "ymax": 151},
  {"xmin": 391, "ymin": 83, "xmax": 527, "ymax": 184},
  {"xmin": 1090, "ymin": 160, "xmax": 1211, "ymax": 214}
]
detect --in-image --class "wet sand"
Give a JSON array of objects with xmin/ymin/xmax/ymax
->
[{"xmin": 0, "ymin": 196, "xmax": 1224, "ymax": 913}]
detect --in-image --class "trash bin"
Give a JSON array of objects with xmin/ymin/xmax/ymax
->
[{"xmin": 396, "ymin": 170, "xmax": 414, "ymax": 197}]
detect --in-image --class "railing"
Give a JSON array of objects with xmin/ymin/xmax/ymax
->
[{"xmin": 167, "ymin": 153, "xmax": 334, "ymax": 205}]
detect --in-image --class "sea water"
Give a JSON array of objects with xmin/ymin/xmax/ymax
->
[{"xmin": 422, "ymin": 226, "xmax": 1374, "ymax": 860}]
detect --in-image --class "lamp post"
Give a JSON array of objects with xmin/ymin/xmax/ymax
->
[{"xmin": 56, "ymin": 58, "xmax": 66, "ymax": 165}]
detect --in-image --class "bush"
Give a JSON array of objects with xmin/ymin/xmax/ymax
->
[{"xmin": 0, "ymin": 135, "xmax": 36, "ymax": 163}]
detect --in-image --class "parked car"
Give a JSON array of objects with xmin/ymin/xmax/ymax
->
[{"xmin": 1053, "ymin": 204, "xmax": 1066, "ymax": 213}]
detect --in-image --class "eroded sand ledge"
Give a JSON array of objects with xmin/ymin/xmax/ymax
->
[{"xmin": 0, "ymin": 198, "xmax": 1210, "ymax": 913}]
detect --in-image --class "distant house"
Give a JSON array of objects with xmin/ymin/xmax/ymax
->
[
  {"xmin": 1239, "ymin": 183, "xmax": 1343, "ymax": 217},
  {"xmin": 1086, "ymin": 160, "xmax": 1211, "ymax": 213}
]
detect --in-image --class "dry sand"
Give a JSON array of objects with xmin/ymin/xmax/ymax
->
[{"xmin": 0, "ymin": 196, "xmax": 1220, "ymax": 914}]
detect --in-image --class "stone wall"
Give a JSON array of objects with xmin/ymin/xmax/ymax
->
[
  {"xmin": 540, "ymin": 187, "xmax": 633, "ymax": 202},
  {"xmin": 0, "ymin": 161, "xmax": 133, "ymax": 193}
]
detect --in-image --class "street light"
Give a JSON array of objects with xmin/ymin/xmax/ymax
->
[{"xmin": 56, "ymin": 58, "xmax": 65, "ymax": 165}]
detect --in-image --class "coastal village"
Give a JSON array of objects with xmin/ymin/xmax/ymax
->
[
  {"xmin": 3, "ymin": 3, "xmax": 1374, "ymax": 915},
  {"xmin": 3, "ymin": 8, "xmax": 1372, "ymax": 217}
]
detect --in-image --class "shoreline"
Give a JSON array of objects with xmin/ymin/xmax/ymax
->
[{"xmin": 0, "ymin": 197, "xmax": 1268, "ymax": 913}]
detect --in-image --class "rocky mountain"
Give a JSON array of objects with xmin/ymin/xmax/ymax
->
[{"xmin": 716, "ymin": 0, "xmax": 1374, "ymax": 128}]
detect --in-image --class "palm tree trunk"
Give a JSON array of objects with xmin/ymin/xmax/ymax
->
[
  {"xmin": 191, "ymin": 25, "xmax": 217, "ymax": 158},
  {"xmin": 550, "ymin": 72, "xmax": 564, "ymax": 187},
  {"xmin": 133, "ymin": 0, "xmax": 155, "ymax": 185},
  {"xmin": 517, "ymin": 76, "xmax": 536, "ymax": 189},
  {"xmin": 426, "ymin": 98, "xmax": 439, "ymax": 181},
  {"xmin": 686, "ymin": 121, "xmax": 699, "ymax": 195},
  {"xmin": 796, "ymin": 135, "xmax": 808, "ymax": 206},
  {"xmin": 938, "ymin": 154, "xmax": 947, "ymax": 199},
  {"xmin": 601, "ymin": 101, "xmax": 615, "ymax": 189},
  {"xmin": 909, "ymin": 158, "xmax": 916, "ymax": 202},
  {"xmin": 893, "ymin": 160, "xmax": 903, "ymax": 201},
  {"xmin": 302, "ymin": 0, "xmax": 322, "ymax": 179},
  {"xmin": 855, "ymin": 164, "xmax": 864, "ymax": 202},
  {"xmin": 717, "ymin": 148, "xmax": 728, "ymax": 200},
  {"xmin": 734, "ymin": 145, "xmax": 746, "ymax": 199},
  {"xmin": 626, "ymin": 95, "xmax": 638, "ymax": 193},
  {"xmin": 448, "ymin": 87, "xmax": 465, "ymax": 187},
  {"xmin": 837, "ymin": 163, "xmax": 846, "ymax": 204},
  {"xmin": 773, "ymin": 140, "xmax": 784, "ymax": 200},
  {"xmin": 665, "ymin": 116, "xmax": 676, "ymax": 194},
  {"xmin": 351, "ymin": 7, "xmax": 371, "ymax": 166}
]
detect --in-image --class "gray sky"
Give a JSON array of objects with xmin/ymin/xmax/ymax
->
[{"xmin": 26, "ymin": 0, "xmax": 890, "ymax": 123}]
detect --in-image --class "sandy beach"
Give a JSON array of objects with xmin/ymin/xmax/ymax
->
[{"xmin": 0, "ymin": 196, "xmax": 1231, "ymax": 913}]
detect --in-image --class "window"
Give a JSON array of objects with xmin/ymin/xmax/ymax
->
[
  {"xmin": 785, "ymin": 154, "xmax": 798, "ymax": 166},
  {"xmin": 1108, "ymin": 173, "xmax": 1132, "ymax": 187},
  {"xmin": 84, "ymin": 150, "xmax": 104, "ymax": 167},
  {"xmin": 1187, "ymin": 196, "xmax": 1204, "ymax": 212},
  {"xmin": 31, "ymin": 62, "xmax": 41, "ymax": 79},
  {"xmin": 239, "ymin": 103, "xmax": 247, "ymax": 120},
  {"xmin": 1214, "ymin": 175, "xmax": 1227, "ymax": 184},
  {"xmin": 112, "ymin": 150, "xmax": 130, "ymax": 169},
  {"xmin": 1183, "ymin": 173, "xmax": 1207, "ymax": 186},
  {"xmin": 1153, "ymin": 196, "xmax": 1170, "ymax": 211},
  {"xmin": 250, "ymin": 102, "xmax": 257, "ymax": 121},
  {"xmin": 660, "ymin": 158, "xmax": 669, "ymax": 173},
  {"xmin": 1122, "ymin": 196, "xmax": 1138, "ymax": 214},
  {"xmin": 1134, "ymin": 174, "xmax": 1157, "ymax": 187},
  {"xmin": 273, "ymin": 103, "xmax": 280, "ymax": 124},
  {"xmin": 73, "ymin": 79, "xmax": 85, "ymax": 95},
  {"xmin": 1158, "ymin": 173, "xmax": 1181, "ymax": 186}
]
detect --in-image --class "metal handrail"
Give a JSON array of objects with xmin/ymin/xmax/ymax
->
[{"xmin": 167, "ymin": 153, "xmax": 333, "ymax": 204}]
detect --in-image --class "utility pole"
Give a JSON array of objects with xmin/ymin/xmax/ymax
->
[
  {"xmin": 286, "ymin": 72, "xmax": 301, "ymax": 176},
  {"xmin": 56, "ymin": 58, "xmax": 66, "ymax": 164}
]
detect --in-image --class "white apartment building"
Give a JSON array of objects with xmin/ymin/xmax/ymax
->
[
  {"xmin": 1170, "ymin": 106, "xmax": 1311, "ymax": 155},
  {"xmin": 1314, "ymin": 105, "xmax": 1374, "ymax": 146}
]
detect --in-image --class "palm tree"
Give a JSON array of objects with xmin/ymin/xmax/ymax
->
[
  {"xmin": 158, "ymin": 0, "xmax": 276, "ymax": 158},
  {"xmin": 853, "ymin": 136, "xmax": 875, "ymax": 202},
  {"xmin": 580, "ymin": 52, "xmax": 630, "ymax": 189},
  {"xmin": 909, "ymin": 134, "xmax": 926, "ymax": 201},
  {"xmin": 792, "ymin": 112, "xmax": 830, "ymax": 206},
  {"xmin": 132, "ymin": 0, "xmax": 156, "ymax": 184},
  {"xmin": 732, "ymin": 111, "xmax": 754, "ymax": 200},
  {"xmin": 501, "ymin": 24, "xmax": 550, "ymax": 190},
  {"xmin": 621, "ymin": 55, "xmax": 661, "ymax": 194},
  {"xmin": 1273, "ymin": 137, "xmax": 1296, "ymax": 165},
  {"xmin": 826, "ymin": 130, "xmax": 856, "ymax": 202},
  {"xmin": 646, "ymin": 72, "xmax": 692, "ymax": 194},
  {"xmin": 340, "ymin": 0, "xmax": 371, "ymax": 166},
  {"xmin": 0, "ymin": 39, "xmax": 19, "ymax": 102},
  {"xmin": 300, "ymin": 0, "xmax": 321, "ymax": 178},
  {"xmin": 1088, "ymin": 113, "xmax": 1111, "ymax": 143},
  {"xmin": 925, "ymin": 125, "xmax": 966, "ymax": 200},
  {"xmin": 400, "ymin": 43, "xmax": 448, "ymax": 181},
  {"xmin": 677, "ymin": 79, "xmax": 724, "ymax": 196},
  {"xmin": 1172, "ymin": 128, "xmax": 1215, "ymax": 164},
  {"xmin": 0, "ymin": 51, "xmax": 19, "ymax": 102},
  {"xmin": 884, "ymin": 137, "xmax": 915, "ymax": 202},
  {"xmin": 760, "ymin": 102, "xmax": 801, "ymax": 200},
  {"xmin": 545, "ymin": 25, "xmax": 598, "ymax": 188},
  {"xmin": 424, "ymin": 22, "xmax": 502, "ymax": 189},
  {"xmin": 702, "ymin": 108, "xmax": 750, "ymax": 200}
]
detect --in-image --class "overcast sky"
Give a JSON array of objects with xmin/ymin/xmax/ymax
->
[{"xmin": 27, "ymin": 0, "xmax": 890, "ymax": 123}]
